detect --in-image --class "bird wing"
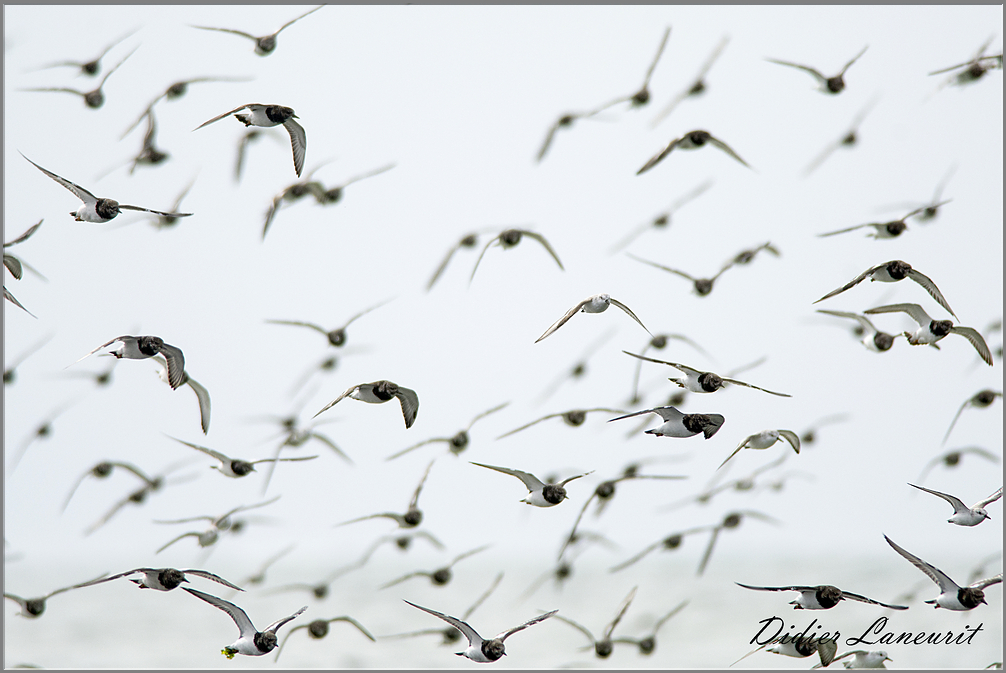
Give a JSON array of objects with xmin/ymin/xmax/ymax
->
[
  {"xmin": 266, "ymin": 319, "xmax": 329, "ymax": 335},
  {"xmin": 717, "ymin": 445, "xmax": 747, "ymax": 470},
  {"xmin": 498, "ymin": 609, "xmax": 559, "ymax": 642},
  {"xmin": 864, "ymin": 302, "xmax": 931, "ymax": 327},
  {"xmin": 283, "ymin": 118, "xmax": 307, "ymax": 177},
  {"xmin": 975, "ymin": 487, "xmax": 1003, "ymax": 510},
  {"xmin": 72, "ymin": 336, "xmax": 133, "ymax": 365},
  {"xmin": 313, "ymin": 385, "xmax": 358, "ymax": 418},
  {"xmin": 184, "ymin": 569, "xmax": 245, "ymax": 592},
  {"xmin": 609, "ymin": 298, "xmax": 651, "ymax": 335},
  {"xmin": 404, "ymin": 600, "xmax": 482, "ymax": 647},
  {"xmin": 816, "ymin": 309, "xmax": 879, "ymax": 335},
  {"xmin": 696, "ymin": 526, "xmax": 722, "ymax": 576},
  {"xmin": 735, "ymin": 582, "xmax": 813, "ymax": 592},
  {"xmin": 427, "ymin": 240, "xmax": 464, "ymax": 290},
  {"xmin": 950, "ymin": 326, "xmax": 993, "ymax": 366},
  {"xmin": 497, "ymin": 412, "xmax": 564, "ymax": 439},
  {"xmin": 969, "ymin": 573, "xmax": 1003, "ymax": 590},
  {"xmin": 117, "ymin": 204, "xmax": 193, "ymax": 219},
  {"xmin": 463, "ymin": 572, "xmax": 505, "ymax": 620},
  {"xmin": 777, "ymin": 429, "xmax": 801, "ymax": 453},
  {"xmin": 410, "ymin": 459, "xmax": 436, "ymax": 509},
  {"xmin": 184, "ymin": 374, "xmax": 211, "ymax": 435},
  {"xmin": 20, "ymin": 152, "xmax": 98, "ymax": 205},
  {"xmin": 905, "ymin": 268, "xmax": 957, "ymax": 318},
  {"xmin": 385, "ymin": 438, "xmax": 446, "ymax": 461},
  {"xmin": 394, "ymin": 386, "xmax": 420, "ymax": 429},
  {"xmin": 707, "ymin": 134, "xmax": 751, "ymax": 167},
  {"xmin": 909, "ymin": 482, "xmax": 970, "ymax": 514},
  {"xmin": 276, "ymin": 5, "xmax": 323, "ymax": 34},
  {"xmin": 304, "ymin": 431, "xmax": 352, "ymax": 463},
  {"xmin": 536, "ymin": 116, "xmax": 571, "ymax": 162},
  {"xmin": 5, "ymin": 219, "xmax": 44, "ymax": 247},
  {"xmin": 626, "ymin": 253, "xmax": 696, "ymax": 281},
  {"xmin": 194, "ymin": 104, "xmax": 253, "ymax": 130},
  {"xmin": 170, "ymin": 436, "xmax": 230, "ymax": 465},
  {"xmin": 157, "ymin": 532, "xmax": 202, "ymax": 554},
  {"xmin": 720, "ymin": 376, "xmax": 792, "ymax": 397},
  {"xmin": 467, "ymin": 401, "xmax": 510, "ymax": 430},
  {"xmin": 252, "ymin": 455, "xmax": 318, "ymax": 465},
  {"xmin": 603, "ymin": 586, "xmax": 637, "ymax": 639},
  {"xmin": 641, "ymin": 26, "xmax": 671, "ymax": 88},
  {"xmin": 535, "ymin": 298, "xmax": 590, "ymax": 343},
  {"xmin": 4, "ymin": 254, "xmax": 23, "ymax": 280},
  {"xmin": 840, "ymin": 590, "xmax": 908, "ymax": 610},
  {"xmin": 264, "ymin": 605, "xmax": 308, "ymax": 635},
  {"xmin": 636, "ymin": 137, "xmax": 681, "ymax": 175},
  {"xmin": 64, "ymin": 570, "xmax": 141, "ymax": 591},
  {"xmin": 609, "ymin": 540, "xmax": 664, "ymax": 572},
  {"xmin": 451, "ymin": 544, "xmax": 492, "ymax": 567},
  {"xmin": 558, "ymin": 471, "xmax": 593, "ymax": 488},
  {"xmin": 468, "ymin": 235, "xmax": 499, "ymax": 283},
  {"xmin": 883, "ymin": 535, "xmax": 959, "ymax": 593},
  {"xmin": 814, "ymin": 265, "xmax": 879, "ymax": 303},
  {"xmin": 550, "ymin": 614, "xmax": 596, "ymax": 644},
  {"xmin": 606, "ymin": 407, "xmax": 667, "ymax": 423},
  {"xmin": 153, "ymin": 342, "xmax": 186, "ymax": 389},
  {"xmin": 840, "ymin": 46, "xmax": 869, "ymax": 75},
  {"xmin": 766, "ymin": 58, "xmax": 828, "ymax": 84},
  {"xmin": 817, "ymin": 223, "xmax": 872, "ymax": 237},
  {"xmin": 470, "ymin": 462, "xmax": 544, "ymax": 492},
  {"xmin": 520, "ymin": 231, "xmax": 564, "ymax": 270}
]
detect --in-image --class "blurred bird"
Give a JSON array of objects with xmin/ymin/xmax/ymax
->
[
  {"xmin": 191, "ymin": 6, "xmax": 323, "ymax": 56},
  {"xmin": 403, "ymin": 600, "xmax": 557, "ymax": 663},
  {"xmin": 817, "ymin": 649, "xmax": 892, "ymax": 669},
  {"xmin": 609, "ymin": 181, "xmax": 713, "ymax": 255},
  {"xmin": 183, "ymin": 587, "xmax": 306, "ymax": 658},
  {"xmin": 3, "ymin": 332, "xmax": 52, "ymax": 386},
  {"xmin": 470, "ymin": 462, "xmax": 592, "ymax": 507},
  {"xmin": 268, "ymin": 298, "xmax": 391, "ymax": 347},
  {"xmin": 195, "ymin": 103, "xmax": 306, "ymax": 176},
  {"xmin": 470, "ymin": 228, "xmax": 564, "ymax": 283},
  {"xmin": 8, "ymin": 400, "xmax": 77, "ymax": 473},
  {"xmin": 121, "ymin": 75, "xmax": 253, "ymax": 138},
  {"xmin": 609, "ymin": 526, "xmax": 711, "ymax": 572},
  {"xmin": 536, "ymin": 106, "xmax": 611, "ymax": 163},
  {"xmin": 549, "ymin": 587, "xmax": 637, "ymax": 658},
  {"xmin": 804, "ymin": 99, "xmax": 877, "ymax": 176},
  {"xmin": 536, "ymin": 294, "xmax": 651, "ymax": 342},
  {"xmin": 21, "ymin": 153, "xmax": 193, "ymax": 224},
  {"xmin": 498, "ymin": 407, "xmax": 626, "ymax": 440},
  {"xmin": 610, "ymin": 599, "xmax": 689, "ymax": 655},
  {"xmin": 734, "ymin": 633, "xmax": 838, "ymax": 667},
  {"xmin": 907, "ymin": 484, "xmax": 1001, "ymax": 527},
  {"xmin": 260, "ymin": 163, "xmax": 331, "ymax": 239},
  {"xmin": 30, "ymin": 28, "xmax": 137, "ymax": 76},
  {"xmin": 816, "ymin": 310, "xmax": 904, "ymax": 353},
  {"xmin": 817, "ymin": 204, "xmax": 948, "ymax": 240},
  {"xmin": 637, "ymin": 129, "xmax": 750, "ymax": 174},
  {"xmin": 917, "ymin": 446, "xmax": 1000, "ymax": 483},
  {"xmin": 651, "ymin": 35, "xmax": 728, "ymax": 127},
  {"xmin": 426, "ymin": 229, "xmax": 497, "ymax": 290},
  {"xmin": 62, "ymin": 459, "xmax": 157, "ymax": 513},
  {"xmin": 309, "ymin": 163, "xmax": 396, "ymax": 206},
  {"xmin": 387, "ymin": 402, "xmax": 509, "ymax": 460},
  {"xmin": 85, "ymin": 461, "xmax": 196, "ymax": 535},
  {"xmin": 814, "ymin": 260, "xmax": 957, "ymax": 318},
  {"xmin": 4, "ymin": 574, "xmax": 108, "ymax": 618},
  {"xmin": 766, "ymin": 46, "xmax": 868, "ymax": 93},
  {"xmin": 943, "ymin": 389, "xmax": 1002, "ymax": 445},
  {"xmin": 537, "ymin": 328, "xmax": 615, "ymax": 402},
  {"xmin": 594, "ymin": 27, "xmax": 671, "ymax": 110},
  {"xmin": 275, "ymin": 615, "xmax": 374, "ymax": 662},
  {"xmin": 380, "ymin": 544, "xmax": 490, "ymax": 589},
  {"xmin": 314, "ymin": 380, "xmax": 419, "ymax": 428},
  {"xmin": 864, "ymin": 303, "xmax": 992, "ymax": 365},
  {"xmin": 719, "ymin": 429, "xmax": 801, "ymax": 469},
  {"xmin": 883, "ymin": 535, "xmax": 1002, "ymax": 610},
  {"xmin": 19, "ymin": 46, "xmax": 137, "ymax": 108},
  {"xmin": 627, "ymin": 251, "xmax": 743, "ymax": 297},
  {"xmin": 929, "ymin": 36, "xmax": 1002, "ymax": 87},
  {"xmin": 698, "ymin": 510, "xmax": 780, "ymax": 575},
  {"xmin": 335, "ymin": 459, "xmax": 435, "ymax": 529}
]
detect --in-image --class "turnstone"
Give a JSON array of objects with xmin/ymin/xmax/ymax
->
[
  {"xmin": 651, "ymin": 36, "xmax": 729, "ymax": 127},
  {"xmin": 380, "ymin": 544, "xmax": 491, "ymax": 589},
  {"xmin": 335, "ymin": 459, "xmax": 435, "ymax": 529},
  {"xmin": 313, "ymin": 380, "xmax": 419, "ymax": 428},
  {"xmin": 20, "ymin": 46, "xmax": 137, "ymax": 108},
  {"xmin": 623, "ymin": 351, "xmax": 790, "ymax": 397},
  {"xmin": 169, "ymin": 436, "xmax": 317, "ymax": 479},
  {"xmin": 195, "ymin": 104, "xmax": 306, "ymax": 176},
  {"xmin": 183, "ymin": 587, "xmax": 307, "ymax": 658},
  {"xmin": 814, "ymin": 260, "xmax": 957, "ymax": 318},
  {"xmin": 637, "ymin": 130, "xmax": 750, "ymax": 175},
  {"xmin": 121, "ymin": 75, "xmax": 253, "ymax": 138},
  {"xmin": 816, "ymin": 310, "xmax": 903, "ymax": 352},
  {"xmin": 943, "ymin": 389, "xmax": 1002, "ymax": 445},
  {"xmin": 387, "ymin": 401, "xmax": 509, "ymax": 460},
  {"xmin": 4, "ymin": 574, "xmax": 108, "ymax": 618},
  {"xmin": 268, "ymin": 298, "xmax": 391, "ymax": 347},
  {"xmin": 402, "ymin": 600, "xmax": 557, "ymax": 663},
  {"xmin": 152, "ymin": 355, "xmax": 210, "ymax": 434},
  {"xmin": 21, "ymin": 153, "xmax": 193, "ymax": 224},
  {"xmin": 719, "ymin": 429, "xmax": 801, "ymax": 469},
  {"xmin": 382, "ymin": 573, "xmax": 503, "ymax": 645},
  {"xmin": 735, "ymin": 582, "xmax": 907, "ymax": 610},
  {"xmin": 536, "ymin": 294, "xmax": 651, "ymax": 342},
  {"xmin": 907, "ymin": 483, "xmax": 1002, "ymax": 527},
  {"xmin": 72, "ymin": 335, "xmax": 186, "ymax": 389},
  {"xmin": 608, "ymin": 405, "xmax": 725, "ymax": 439},
  {"xmin": 766, "ymin": 46, "xmax": 868, "ymax": 93},
  {"xmin": 72, "ymin": 567, "xmax": 243, "ymax": 592},
  {"xmin": 470, "ymin": 228, "xmax": 564, "ymax": 282},
  {"xmin": 817, "ymin": 204, "xmax": 948, "ymax": 239},
  {"xmin": 883, "ymin": 535, "xmax": 1002, "ymax": 610},
  {"xmin": 470, "ymin": 462, "xmax": 592, "ymax": 507},
  {"xmin": 549, "ymin": 587, "xmax": 637, "ymax": 658},
  {"xmin": 863, "ymin": 303, "xmax": 993, "ymax": 365},
  {"xmin": 191, "ymin": 6, "xmax": 324, "ymax": 56}
]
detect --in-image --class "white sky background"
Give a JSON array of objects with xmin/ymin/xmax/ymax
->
[{"xmin": 3, "ymin": 4, "xmax": 1003, "ymax": 669}]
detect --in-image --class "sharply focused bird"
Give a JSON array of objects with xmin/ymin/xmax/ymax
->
[
  {"xmin": 71, "ymin": 567, "xmax": 243, "ymax": 593},
  {"xmin": 21, "ymin": 153, "xmax": 193, "ymax": 223},
  {"xmin": 191, "ymin": 6, "xmax": 324, "ymax": 56},
  {"xmin": 883, "ymin": 535, "xmax": 1002, "ymax": 610},
  {"xmin": 313, "ymin": 380, "xmax": 419, "ymax": 428},
  {"xmin": 719, "ymin": 429, "xmax": 801, "ymax": 469},
  {"xmin": 766, "ymin": 46, "xmax": 868, "ymax": 93},
  {"xmin": 609, "ymin": 405, "xmax": 725, "ymax": 439},
  {"xmin": 908, "ymin": 484, "xmax": 1002, "ymax": 527},
  {"xmin": 195, "ymin": 104, "xmax": 306, "ymax": 176},
  {"xmin": 72, "ymin": 335, "xmax": 186, "ymax": 389},
  {"xmin": 735, "ymin": 582, "xmax": 907, "ymax": 610},
  {"xmin": 623, "ymin": 351, "xmax": 791, "ymax": 397},
  {"xmin": 814, "ymin": 260, "xmax": 957, "ymax": 318},
  {"xmin": 470, "ymin": 462, "xmax": 592, "ymax": 507},
  {"xmin": 183, "ymin": 587, "xmax": 307, "ymax": 658},
  {"xmin": 536, "ymin": 294, "xmax": 651, "ymax": 342},
  {"xmin": 864, "ymin": 303, "xmax": 993, "ymax": 365}
]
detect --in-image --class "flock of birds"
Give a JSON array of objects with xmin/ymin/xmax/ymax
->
[{"xmin": 4, "ymin": 6, "xmax": 1004, "ymax": 669}]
